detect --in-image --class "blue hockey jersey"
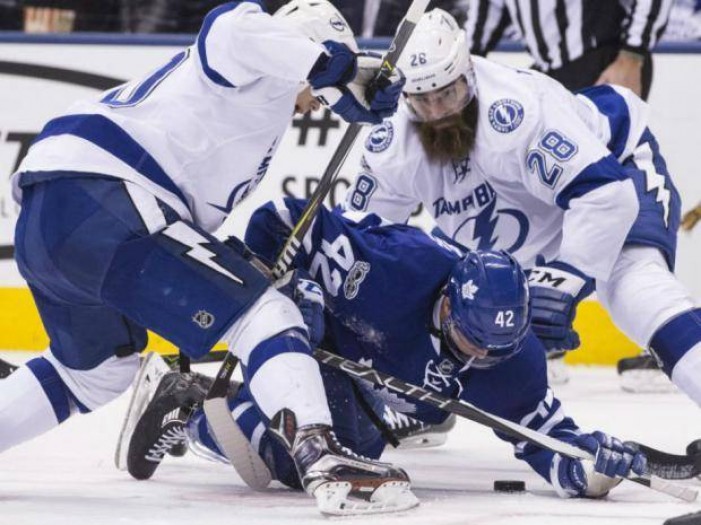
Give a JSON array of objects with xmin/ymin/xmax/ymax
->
[{"xmin": 245, "ymin": 198, "xmax": 583, "ymax": 484}]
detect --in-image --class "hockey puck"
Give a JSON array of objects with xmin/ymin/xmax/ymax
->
[
  {"xmin": 686, "ymin": 439, "xmax": 701, "ymax": 457},
  {"xmin": 494, "ymin": 480, "xmax": 526, "ymax": 493}
]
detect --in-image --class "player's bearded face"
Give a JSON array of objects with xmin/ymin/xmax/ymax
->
[
  {"xmin": 416, "ymin": 100, "xmax": 478, "ymax": 162},
  {"xmin": 407, "ymin": 76, "xmax": 478, "ymax": 163}
]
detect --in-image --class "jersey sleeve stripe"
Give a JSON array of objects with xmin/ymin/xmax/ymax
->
[
  {"xmin": 555, "ymin": 155, "xmax": 627, "ymax": 210},
  {"xmin": 29, "ymin": 114, "xmax": 190, "ymax": 209},
  {"xmin": 578, "ymin": 85, "xmax": 631, "ymax": 159},
  {"xmin": 196, "ymin": 1, "xmax": 263, "ymax": 88}
]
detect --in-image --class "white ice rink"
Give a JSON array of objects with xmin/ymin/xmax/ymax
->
[{"xmin": 2, "ymin": 351, "xmax": 701, "ymax": 525}]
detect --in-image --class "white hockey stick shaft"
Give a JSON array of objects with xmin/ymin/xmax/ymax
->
[{"xmin": 203, "ymin": 0, "xmax": 431, "ymax": 490}]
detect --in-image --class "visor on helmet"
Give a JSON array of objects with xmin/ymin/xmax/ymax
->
[
  {"xmin": 404, "ymin": 75, "xmax": 475, "ymax": 122},
  {"xmin": 442, "ymin": 303, "xmax": 528, "ymax": 369}
]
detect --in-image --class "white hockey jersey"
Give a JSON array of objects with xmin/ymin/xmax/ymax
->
[
  {"xmin": 345, "ymin": 57, "xmax": 649, "ymax": 281},
  {"xmin": 13, "ymin": 1, "xmax": 324, "ymax": 233}
]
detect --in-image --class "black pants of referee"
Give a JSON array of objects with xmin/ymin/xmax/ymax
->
[{"xmin": 538, "ymin": 44, "xmax": 653, "ymax": 101}]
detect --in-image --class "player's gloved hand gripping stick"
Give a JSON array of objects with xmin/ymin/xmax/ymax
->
[{"xmin": 201, "ymin": 0, "xmax": 432, "ymax": 492}]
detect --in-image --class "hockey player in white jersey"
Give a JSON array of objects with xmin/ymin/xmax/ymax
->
[
  {"xmin": 0, "ymin": 0, "xmax": 413, "ymax": 514},
  {"xmin": 344, "ymin": 9, "xmax": 701, "ymax": 401}
]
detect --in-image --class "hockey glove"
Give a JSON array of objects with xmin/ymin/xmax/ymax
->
[
  {"xmin": 308, "ymin": 41, "xmax": 357, "ymax": 90},
  {"xmin": 275, "ymin": 269, "xmax": 325, "ymax": 348},
  {"xmin": 551, "ymin": 431, "xmax": 647, "ymax": 498},
  {"xmin": 311, "ymin": 48, "xmax": 405, "ymax": 125},
  {"xmin": 528, "ymin": 257, "xmax": 595, "ymax": 352}
]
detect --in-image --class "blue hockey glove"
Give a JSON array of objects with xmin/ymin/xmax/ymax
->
[
  {"xmin": 551, "ymin": 431, "xmax": 647, "ymax": 498},
  {"xmin": 528, "ymin": 257, "xmax": 595, "ymax": 352},
  {"xmin": 312, "ymin": 50, "xmax": 405, "ymax": 125},
  {"xmin": 307, "ymin": 40, "xmax": 357, "ymax": 90},
  {"xmin": 361, "ymin": 53, "xmax": 406, "ymax": 120},
  {"xmin": 275, "ymin": 269, "xmax": 325, "ymax": 348}
]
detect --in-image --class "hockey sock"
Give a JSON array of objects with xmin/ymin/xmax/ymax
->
[
  {"xmin": 186, "ymin": 391, "xmax": 300, "ymax": 488},
  {"xmin": 0, "ymin": 358, "xmax": 80, "ymax": 452},
  {"xmin": 650, "ymin": 308, "xmax": 701, "ymax": 404},
  {"xmin": 244, "ymin": 330, "xmax": 332, "ymax": 428}
]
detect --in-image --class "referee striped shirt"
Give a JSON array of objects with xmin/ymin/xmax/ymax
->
[{"xmin": 465, "ymin": 0, "xmax": 673, "ymax": 72}]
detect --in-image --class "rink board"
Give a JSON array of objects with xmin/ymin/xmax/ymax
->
[{"xmin": 0, "ymin": 35, "xmax": 699, "ymax": 363}]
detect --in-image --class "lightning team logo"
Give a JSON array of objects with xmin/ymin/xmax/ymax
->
[
  {"xmin": 161, "ymin": 222, "xmax": 244, "ymax": 284},
  {"xmin": 637, "ymin": 142, "xmax": 672, "ymax": 227},
  {"xmin": 455, "ymin": 199, "xmax": 530, "ymax": 253}
]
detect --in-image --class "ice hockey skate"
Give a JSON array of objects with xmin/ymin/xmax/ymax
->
[
  {"xmin": 115, "ymin": 352, "xmax": 172, "ymax": 470},
  {"xmin": 269, "ymin": 408, "xmax": 419, "ymax": 516},
  {"xmin": 618, "ymin": 353, "xmax": 676, "ymax": 393},
  {"xmin": 383, "ymin": 407, "xmax": 457, "ymax": 449},
  {"xmin": 124, "ymin": 364, "xmax": 212, "ymax": 480},
  {"xmin": 0, "ymin": 357, "xmax": 18, "ymax": 379}
]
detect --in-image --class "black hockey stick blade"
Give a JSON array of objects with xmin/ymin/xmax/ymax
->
[
  {"xmin": 628, "ymin": 441, "xmax": 701, "ymax": 480},
  {"xmin": 0, "ymin": 357, "xmax": 18, "ymax": 379}
]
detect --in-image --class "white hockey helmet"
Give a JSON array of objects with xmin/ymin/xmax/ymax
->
[
  {"xmin": 274, "ymin": 0, "xmax": 359, "ymax": 53},
  {"xmin": 398, "ymin": 9, "xmax": 476, "ymax": 121}
]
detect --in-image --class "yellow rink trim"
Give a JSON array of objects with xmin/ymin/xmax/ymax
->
[{"xmin": 0, "ymin": 288, "xmax": 642, "ymax": 364}]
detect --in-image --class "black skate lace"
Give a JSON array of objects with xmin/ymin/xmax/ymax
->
[{"xmin": 145, "ymin": 425, "xmax": 187, "ymax": 462}]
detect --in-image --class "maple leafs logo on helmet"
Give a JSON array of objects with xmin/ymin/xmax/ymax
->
[{"xmin": 461, "ymin": 279, "xmax": 479, "ymax": 300}]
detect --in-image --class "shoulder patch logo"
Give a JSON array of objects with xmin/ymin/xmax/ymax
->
[
  {"xmin": 365, "ymin": 122, "xmax": 394, "ymax": 153},
  {"xmin": 488, "ymin": 99, "xmax": 524, "ymax": 133}
]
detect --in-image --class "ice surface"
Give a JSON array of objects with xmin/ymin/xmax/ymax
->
[{"xmin": 2, "ymin": 351, "xmax": 700, "ymax": 525}]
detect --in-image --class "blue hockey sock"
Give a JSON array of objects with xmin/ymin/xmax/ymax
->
[{"xmin": 649, "ymin": 308, "xmax": 701, "ymax": 375}]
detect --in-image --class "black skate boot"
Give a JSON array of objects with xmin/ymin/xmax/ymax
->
[
  {"xmin": 126, "ymin": 370, "xmax": 211, "ymax": 480},
  {"xmin": 270, "ymin": 408, "xmax": 419, "ymax": 516},
  {"xmin": 618, "ymin": 353, "xmax": 674, "ymax": 393},
  {"xmin": 0, "ymin": 357, "xmax": 18, "ymax": 379}
]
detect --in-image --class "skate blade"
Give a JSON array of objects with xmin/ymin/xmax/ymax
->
[
  {"xmin": 114, "ymin": 352, "xmax": 171, "ymax": 470},
  {"xmin": 398, "ymin": 432, "xmax": 448, "ymax": 449},
  {"xmin": 621, "ymin": 369, "xmax": 677, "ymax": 393},
  {"xmin": 314, "ymin": 480, "xmax": 419, "ymax": 516}
]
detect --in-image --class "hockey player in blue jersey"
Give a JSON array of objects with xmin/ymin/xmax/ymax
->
[
  {"xmin": 344, "ymin": 9, "xmax": 701, "ymax": 397},
  {"xmin": 124, "ymin": 198, "xmax": 647, "ymax": 504},
  {"xmin": 0, "ymin": 0, "xmax": 413, "ymax": 515}
]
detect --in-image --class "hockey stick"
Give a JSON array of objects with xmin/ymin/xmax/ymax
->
[
  {"xmin": 313, "ymin": 348, "xmax": 698, "ymax": 502},
  {"xmin": 271, "ymin": 0, "xmax": 428, "ymax": 280},
  {"xmin": 628, "ymin": 441, "xmax": 701, "ymax": 480},
  {"xmin": 166, "ymin": 347, "xmax": 701, "ymax": 481},
  {"xmin": 202, "ymin": 0, "xmax": 431, "ymax": 490}
]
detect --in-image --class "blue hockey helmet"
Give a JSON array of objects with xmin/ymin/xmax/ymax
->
[{"xmin": 442, "ymin": 250, "xmax": 530, "ymax": 368}]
